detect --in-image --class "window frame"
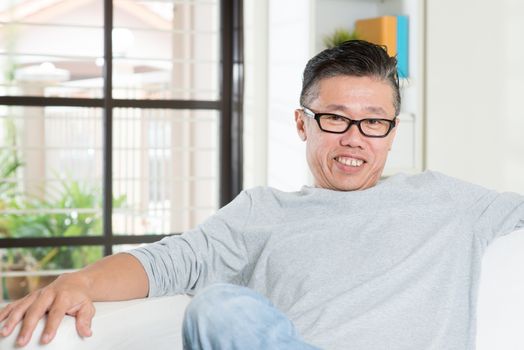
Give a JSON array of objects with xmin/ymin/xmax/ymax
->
[{"xmin": 0, "ymin": 0, "xmax": 244, "ymax": 256}]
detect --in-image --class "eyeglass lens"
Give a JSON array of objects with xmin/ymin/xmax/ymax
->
[{"xmin": 319, "ymin": 115, "xmax": 391, "ymax": 136}]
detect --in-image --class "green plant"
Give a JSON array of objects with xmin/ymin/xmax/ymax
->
[
  {"xmin": 1, "ymin": 178, "xmax": 127, "ymax": 300},
  {"xmin": 0, "ymin": 150, "xmax": 22, "ymax": 207},
  {"xmin": 0, "ymin": 118, "xmax": 23, "ymax": 237},
  {"xmin": 0, "ymin": 161, "xmax": 128, "ymax": 297},
  {"xmin": 323, "ymin": 28, "xmax": 359, "ymax": 48},
  {"xmin": 0, "ymin": 150, "xmax": 22, "ymax": 238},
  {"xmin": 2, "ymin": 179, "xmax": 126, "ymax": 270}
]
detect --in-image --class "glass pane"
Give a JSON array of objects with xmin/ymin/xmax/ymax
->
[
  {"xmin": 113, "ymin": 0, "xmax": 220, "ymax": 100},
  {"xmin": 0, "ymin": 1, "xmax": 104, "ymax": 97},
  {"xmin": 112, "ymin": 108, "xmax": 219, "ymax": 235},
  {"xmin": 0, "ymin": 246, "xmax": 103, "ymax": 302},
  {"xmin": 0, "ymin": 106, "xmax": 103, "ymax": 239}
]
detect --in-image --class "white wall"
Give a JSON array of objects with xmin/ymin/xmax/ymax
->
[
  {"xmin": 266, "ymin": 0, "xmax": 312, "ymax": 191},
  {"xmin": 243, "ymin": 0, "xmax": 269, "ymax": 189},
  {"xmin": 426, "ymin": 0, "xmax": 524, "ymax": 193},
  {"xmin": 248, "ymin": 0, "xmax": 524, "ymax": 193},
  {"xmin": 426, "ymin": 8, "xmax": 524, "ymax": 346},
  {"xmin": 244, "ymin": 0, "xmax": 312, "ymax": 191}
]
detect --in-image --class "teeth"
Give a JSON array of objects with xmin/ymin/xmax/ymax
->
[{"xmin": 336, "ymin": 157, "xmax": 364, "ymax": 167}]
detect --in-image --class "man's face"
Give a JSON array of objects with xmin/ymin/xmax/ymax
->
[{"xmin": 295, "ymin": 75, "xmax": 398, "ymax": 191}]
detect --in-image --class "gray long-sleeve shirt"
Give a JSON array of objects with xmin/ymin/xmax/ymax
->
[{"xmin": 128, "ymin": 171, "xmax": 524, "ymax": 349}]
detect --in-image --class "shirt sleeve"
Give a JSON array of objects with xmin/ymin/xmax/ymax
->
[
  {"xmin": 433, "ymin": 171, "xmax": 524, "ymax": 246},
  {"xmin": 472, "ymin": 190, "xmax": 524, "ymax": 245},
  {"xmin": 126, "ymin": 190, "xmax": 253, "ymax": 297}
]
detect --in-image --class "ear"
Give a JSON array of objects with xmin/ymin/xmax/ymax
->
[
  {"xmin": 295, "ymin": 109, "xmax": 307, "ymax": 141},
  {"xmin": 388, "ymin": 117, "xmax": 400, "ymax": 151}
]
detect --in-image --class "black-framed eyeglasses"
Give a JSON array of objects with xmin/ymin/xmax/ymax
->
[{"xmin": 301, "ymin": 106, "xmax": 397, "ymax": 138}]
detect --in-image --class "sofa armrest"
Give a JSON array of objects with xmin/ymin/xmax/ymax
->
[
  {"xmin": 0, "ymin": 294, "xmax": 191, "ymax": 350},
  {"xmin": 477, "ymin": 228, "xmax": 524, "ymax": 349}
]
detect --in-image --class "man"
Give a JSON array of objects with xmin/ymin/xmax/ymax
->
[{"xmin": 1, "ymin": 40, "xmax": 524, "ymax": 349}]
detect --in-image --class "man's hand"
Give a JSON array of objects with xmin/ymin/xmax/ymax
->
[
  {"xmin": 0, "ymin": 272, "xmax": 95, "ymax": 347},
  {"xmin": 0, "ymin": 253, "xmax": 148, "ymax": 347}
]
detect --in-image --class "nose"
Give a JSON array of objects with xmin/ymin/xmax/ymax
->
[{"xmin": 339, "ymin": 123, "xmax": 365, "ymax": 148}]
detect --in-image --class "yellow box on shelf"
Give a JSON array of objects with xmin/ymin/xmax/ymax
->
[
  {"xmin": 355, "ymin": 15, "xmax": 409, "ymax": 78},
  {"xmin": 355, "ymin": 16, "xmax": 397, "ymax": 57}
]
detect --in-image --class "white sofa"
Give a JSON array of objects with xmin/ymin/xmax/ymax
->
[
  {"xmin": 0, "ymin": 294, "xmax": 192, "ymax": 349},
  {"xmin": 476, "ymin": 228, "xmax": 524, "ymax": 350},
  {"xmin": 1, "ymin": 228, "xmax": 523, "ymax": 350}
]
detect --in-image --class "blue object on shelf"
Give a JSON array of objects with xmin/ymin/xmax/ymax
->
[{"xmin": 396, "ymin": 15, "xmax": 409, "ymax": 78}]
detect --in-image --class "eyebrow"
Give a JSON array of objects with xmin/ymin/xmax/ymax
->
[{"xmin": 323, "ymin": 104, "xmax": 389, "ymax": 116}]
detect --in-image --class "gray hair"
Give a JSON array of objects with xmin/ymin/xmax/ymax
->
[{"xmin": 300, "ymin": 40, "xmax": 401, "ymax": 116}]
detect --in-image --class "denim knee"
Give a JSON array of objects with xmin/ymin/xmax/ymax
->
[
  {"xmin": 182, "ymin": 283, "xmax": 259, "ymax": 349},
  {"xmin": 182, "ymin": 283, "xmax": 319, "ymax": 350},
  {"xmin": 184, "ymin": 283, "xmax": 264, "ymax": 324}
]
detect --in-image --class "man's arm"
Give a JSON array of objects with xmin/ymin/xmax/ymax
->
[{"xmin": 0, "ymin": 253, "xmax": 148, "ymax": 347}]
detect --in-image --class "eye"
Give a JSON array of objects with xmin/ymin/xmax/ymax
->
[
  {"xmin": 323, "ymin": 114, "xmax": 346, "ymax": 122},
  {"xmin": 362, "ymin": 119, "xmax": 388, "ymax": 129}
]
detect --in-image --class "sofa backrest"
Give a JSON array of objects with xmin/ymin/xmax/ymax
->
[{"xmin": 477, "ymin": 228, "xmax": 524, "ymax": 349}]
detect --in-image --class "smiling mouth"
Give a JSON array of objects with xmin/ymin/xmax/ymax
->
[{"xmin": 334, "ymin": 156, "xmax": 364, "ymax": 167}]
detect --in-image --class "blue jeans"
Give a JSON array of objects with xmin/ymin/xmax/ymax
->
[{"xmin": 182, "ymin": 283, "xmax": 321, "ymax": 350}]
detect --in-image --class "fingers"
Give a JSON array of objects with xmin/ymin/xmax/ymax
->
[
  {"xmin": 40, "ymin": 293, "xmax": 95, "ymax": 344},
  {"xmin": 15, "ymin": 290, "xmax": 55, "ymax": 347},
  {"xmin": 0, "ymin": 274, "xmax": 95, "ymax": 347},
  {"xmin": 39, "ymin": 302, "xmax": 68, "ymax": 345},
  {"xmin": 0, "ymin": 303, "xmax": 13, "ymax": 321},
  {"xmin": 0, "ymin": 293, "xmax": 38, "ymax": 338},
  {"xmin": 0, "ymin": 303, "xmax": 13, "ymax": 326},
  {"xmin": 40, "ymin": 298, "xmax": 95, "ymax": 342},
  {"xmin": 72, "ymin": 302, "xmax": 95, "ymax": 338},
  {"xmin": 0, "ymin": 304, "xmax": 14, "ymax": 336}
]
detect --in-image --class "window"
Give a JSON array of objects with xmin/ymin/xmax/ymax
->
[{"xmin": 0, "ymin": 0, "xmax": 243, "ymax": 301}]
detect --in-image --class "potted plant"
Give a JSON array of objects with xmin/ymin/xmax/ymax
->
[{"xmin": 323, "ymin": 28, "xmax": 359, "ymax": 48}]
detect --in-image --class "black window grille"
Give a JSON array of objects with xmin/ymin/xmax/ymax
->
[{"xmin": 0, "ymin": 0, "xmax": 243, "ymax": 293}]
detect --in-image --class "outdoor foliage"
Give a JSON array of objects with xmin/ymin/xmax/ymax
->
[
  {"xmin": 0, "ymin": 118, "xmax": 127, "ymax": 300},
  {"xmin": 323, "ymin": 28, "xmax": 359, "ymax": 48},
  {"xmin": 1, "ymin": 179, "xmax": 126, "ymax": 271},
  {"xmin": 0, "ymin": 119, "xmax": 21, "ymax": 204},
  {"xmin": 0, "ymin": 118, "xmax": 126, "ymax": 272}
]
